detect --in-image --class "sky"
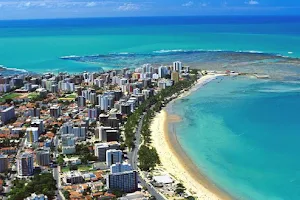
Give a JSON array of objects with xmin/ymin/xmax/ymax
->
[{"xmin": 0, "ymin": 0, "xmax": 300, "ymax": 20}]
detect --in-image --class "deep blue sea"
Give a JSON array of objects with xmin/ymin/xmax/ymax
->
[{"xmin": 1, "ymin": 16, "xmax": 300, "ymax": 199}]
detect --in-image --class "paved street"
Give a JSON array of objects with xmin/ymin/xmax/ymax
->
[
  {"xmin": 52, "ymin": 135, "xmax": 64, "ymax": 200},
  {"xmin": 128, "ymin": 113, "xmax": 165, "ymax": 200}
]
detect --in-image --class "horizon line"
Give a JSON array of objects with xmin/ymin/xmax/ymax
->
[{"xmin": 1, "ymin": 14, "xmax": 300, "ymax": 21}]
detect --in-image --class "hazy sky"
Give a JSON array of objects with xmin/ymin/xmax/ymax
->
[{"xmin": 0, "ymin": 0, "xmax": 299, "ymax": 20}]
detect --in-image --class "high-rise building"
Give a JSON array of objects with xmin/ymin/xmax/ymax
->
[
  {"xmin": 95, "ymin": 126, "xmax": 104, "ymax": 141},
  {"xmin": 106, "ymin": 149, "xmax": 122, "ymax": 167},
  {"xmin": 133, "ymin": 88, "xmax": 140, "ymax": 95},
  {"xmin": 73, "ymin": 126, "xmax": 86, "ymax": 139},
  {"xmin": 107, "ymin": 170, "xmax": 138, "ymax": 193},
  {"xmin": 61, "ymin": 135, "xmax": 76, "ymax": 146},
  {"xmin": 28, "ymin": 108, "xmax": 41, "ymax": 118},
  {"xmin": 99, "ymin": 95, "xmax": 109, "ymax": 111},
  {"xmin": 171, "ymin": 71, "xmax": 179, "ymax": 83},
  {"xmin": 26, "ymin": 127, "xmax": 39, "ymax": 143},
  {"xmin": 173, "ymin": 61, "xmax": 182, "ymax": 73},
  {"xmin": 110, "ymin": 163, "xmax": 132, "ymax": 174},
  {"xmin": 51, "ymin": 84, "xmax": 58, "ymax": 93},
  {"xmin": 120, "ymin": 103, "xmax": 131, "ymax": 115},
  {"xmin": 24, "ymin": 83, "xmax": 32, "ymax": 91},
  {"xmin": 62, "ymin": 146, "xmax": 76, "ymax": 155},
  {"xmin": 31, "ymin": 119, "xmax": 44, "ymax": 135},
  {"xmin": 119, "ymin": 78, "xmax": 128, "ymax": 86},
  {"xmin": 77, "ymin": 96, "xmax": 86, "ymax": 107},
  {"xmin": 17, "ymin": 153, "xmax": 34, "ymax": 176},
  {"xmin": 36, "ymin": 149, "xmax": 50, "ymax": 166},
  {"xmin": 12, "ymin": 78, "xmax": 24, "ymax": 88},
  {"xmin": 50, "ymin": 105, "xmax": 61, "ymax": 118},
  {"xmin": 94, "ymin": 143, "xmax": 109, "ymax": 162},
  {"xmin": 158, "ymin": 80, "xmax": 167, "ymax": 89},
  {"xmin": 88, "ymin": 108, "xmax": 98, "ymax": 120},
  {"xmin": 94, "ymin": 79, "xmax": 104, "ymax": 87},
  {"xmin": 0, "ymin": 154, "xmax": 8, "ymax": 173},
  {"xmin": 59, "ymin": 81, "xmax": 75, "ymax": 92},
  {"xmin": 89, "ymin": 92, "xmax": 96, "ymax": 105},
  {"xmin": 1, "ymin": 106, "xmax": 16, "ymax": 124},
  {"xmin": 158, "ymin": 66, "xmax": 168, "ymax": 78}
]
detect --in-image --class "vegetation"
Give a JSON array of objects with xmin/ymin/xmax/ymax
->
[
  {"xmin": 0, "ymin": 93, "xmax": 21, "ymax": 103},
  {"xmin": 175, "ymin": 183, "xmax": 186, "ymax": 195},
  {"xmin": 65, "ymin": 93, "xmax": 77, "ymax": 98},
  {"xmin": 110, "ymin": 189, "xmax": 125, "ymax": 198},
  {"xmin": 62, "ymin": 190, "xmax": 70, "ymax": 199},
  {"xmin": 30, "ymin": 95, "xmax": 45, "ymax": 102},
  {"xmin": 57, "ymin": 154, "xmax": 64, "ymax": 166},
  {"xmin": 138, "ymin": 75, "xmax": 197, "ymax": 171},
  {"xmin": 62, "ymin": 164, "xmax": 92, "ymax": 172},
  {"xmin": 28, "ymin": 92, "xmax": 39, "ymax": 99},
  {"xmin": 8, "ymin": 173, "xmax": 57, "ymax": 200},
  {"xmin": 186, "ymin": 196, "xmax": 196, "ymax": 200},
  {"xmin": 75, "ymin": 144, "xmax": 97, "ymax": 164},
  {"xmin": 138, "ymin": 145, "xmax": 160, "ymax": 171},
  {"xmin": 69, "ymin": 165, "xmax": 78, "ymax": 171}
]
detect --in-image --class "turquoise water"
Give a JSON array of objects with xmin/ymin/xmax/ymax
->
[
  {"xmin": 1, "ymin": 16, "xmax": 300, "ymax": 74},
  {"xmin": 170, "ymin": 76, "xmax": 300, "ymax": 199}
]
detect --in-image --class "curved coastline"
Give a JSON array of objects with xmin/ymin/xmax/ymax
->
[{"xmin": 150, "ymin": 75, "xmax": 234, "ymax": 200}]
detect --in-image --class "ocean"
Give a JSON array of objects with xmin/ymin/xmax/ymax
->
[
  {"xmin": 1, "ymin": 16, "xmax": 300, "ymax": 199},
  {"xmin": 170, "ymin": 76, "xmax": 300, "ymax": 200},
  {"xmin": 1, "ymin": 16, "xmax": 300, "ymax": 75}
]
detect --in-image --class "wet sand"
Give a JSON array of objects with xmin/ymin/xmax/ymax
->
[{"xmin": 150, "ymin": 75, "xmax": 233, "ymax": 200}]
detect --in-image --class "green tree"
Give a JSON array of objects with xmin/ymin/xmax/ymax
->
[
  {"xmin": 57, "ymin": 154, "xmax": 64, "ymax": 166},
  {"xmin": 138, "ymin": 145, "xmax": 160, "ymax": 171},
  {"xmin": 8, "ymin": 173, "xmax": 57, "ymax": 200},
  {"xmin": 175, "ymin": 183, "xmax": 186, "ymax": 195},
  {"xmin": 63, "ymin": 190, "xmax": 70, "ymax": 199}
]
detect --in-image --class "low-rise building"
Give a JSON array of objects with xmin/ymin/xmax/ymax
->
[{"xmin": 64, "ymin": 171, "xmax": 84, "ymax": 185}]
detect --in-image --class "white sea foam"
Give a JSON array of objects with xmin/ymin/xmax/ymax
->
[
  {"xmin": 153, "ymin": 49, "xmax": 267, "ymax": 54},
  {"xmin": 109, "ymin": 52, "xmax": 133, "ymax": 55},
  {"xmin": 153, "ymin": 49, "xmax": 186, "ymax": 53},
  {"xmin": 60, "ymin": 55, "xmax": 81, "ymax": 59},
  {"xmin": 1, "ymin": 66, "xmax": 28, "ymax": 73},
  {"xmin": 259, "ymin": 87, "xmax": 300, "ymax": 93}
]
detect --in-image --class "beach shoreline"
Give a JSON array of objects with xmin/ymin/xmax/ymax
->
[{"xmin": 150, "ymin": 75, "xmax": 233, "ymax": 200}]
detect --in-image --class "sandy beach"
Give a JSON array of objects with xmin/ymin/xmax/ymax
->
[{"xmin": 150, "ymin": 75, "xmax": 233, "ymax": 200}]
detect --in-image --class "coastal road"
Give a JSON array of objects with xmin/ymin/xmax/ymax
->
[
  {"xmin": 52, "ymin": 135, "xmax": 64, "ymax": 200},
  {"xmin": 128, "ymin": 113, "xmax": 166, "ymax": 200},
  {"xmin": 129, "ymin": 114, "xmax": 144, "ymax": 170}
]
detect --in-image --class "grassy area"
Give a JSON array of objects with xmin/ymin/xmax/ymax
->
[
  {"xmin": 78, "ymin": 165, "xmax": 92, "ymax": 171},
  {"xmin": 58, "ymin": 93, "xmax": 77, "ymax": 102},
  {"xmin": 28, "ymin": 92, "xmax": 39, "ymax": 99},
  {"xmin": 61, "ymin": 167, "xmax": 70, "ymax": 173},
  {"xmin": 58, "ymin": 98, "xmax": 75, "ymax": 101},
  {"xmin": 0, "ymin": 93, "xmax": 22, "ymax": 102},
  {"xmin": 61, "ymin": 164, "xmax": 92, "ymax": 173},
  {"xmin": 66, "ymin": 93, "xmax": 77, "ymax": 98}
]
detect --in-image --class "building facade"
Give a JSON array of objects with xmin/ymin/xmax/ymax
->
[{"xmin": 17, "ymin": 153, "xmax": 34, "ymax": 176}]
